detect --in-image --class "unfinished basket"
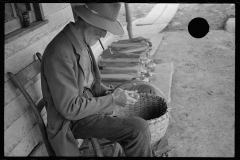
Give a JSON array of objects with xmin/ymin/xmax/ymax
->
[{"xmin": 112, "ymin": 91, "xmax": 170, "ymax": 146}]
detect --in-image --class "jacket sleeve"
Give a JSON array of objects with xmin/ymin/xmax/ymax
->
[{"xmin": 43, "ymin": 46, "xmax": 115, "ymax": 120}]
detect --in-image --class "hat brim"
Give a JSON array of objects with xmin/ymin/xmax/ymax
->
[{"xmin": 73, "ymin": 5, "xmax": 124, "ymax": 35}]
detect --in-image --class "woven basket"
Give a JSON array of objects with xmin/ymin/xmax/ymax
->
[{"xmin": 112, "ymin": 81, "xmax": 170, "ymax": 146}]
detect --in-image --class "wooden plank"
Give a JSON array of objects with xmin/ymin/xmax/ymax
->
[
  {"xmin": 135, "ymin": 4, "xmax": 168, "ymax": 26},
  {"xmin": 4, "ymin": 109, "xmax": 37, "ymax": 156},
  {"xmin": 4, "ymin": 79, "xmax": 42, "ymax": 131},
  {"xmin": 4, "ymin": 60, "xmax": 41, "ymax": 106},
  {"xmin": 5, "ymin": 28, "xmax": 58, "ymax": 82},
  {"xmin": 5, "ymin": 5, "xmax": 73, "ymax": 82},
  {"xmin": 41, "ymin": 3, "xmax": 70, "ymax": 17},
  {"xmin": 7, "ymin": 123, "xmax": 44, "ymax": 156},
  {"xmin": 29, "ymin": 141, "xmax": 48, "ymax": 157}
]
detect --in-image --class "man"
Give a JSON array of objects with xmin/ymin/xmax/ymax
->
[{"xmin": 40, "ymin": 3, "xmax": 153, "ymax": 157}]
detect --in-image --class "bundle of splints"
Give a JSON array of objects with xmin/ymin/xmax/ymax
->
[{"xmin": 99, "ymin": 36, "xmax": 157, "ymax": 87}]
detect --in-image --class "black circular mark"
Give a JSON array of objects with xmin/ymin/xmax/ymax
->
[{"xmin": 188, "ymin": 17, "xmax": 209, "ymax": 39}]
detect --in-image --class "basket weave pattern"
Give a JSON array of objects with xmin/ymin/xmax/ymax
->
[{"xmin": 112, "ymin": 92, "xmax": 170, "ymax": 145}]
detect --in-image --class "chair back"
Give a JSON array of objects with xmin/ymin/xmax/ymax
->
[{"xmin": 7, "ymin": 52, "xmax": 56, "ymax": 156}]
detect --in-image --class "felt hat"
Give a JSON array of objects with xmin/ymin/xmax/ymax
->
[{"xmin": 72, "ymin": 3, "xmax": 124, "ymax": 35}]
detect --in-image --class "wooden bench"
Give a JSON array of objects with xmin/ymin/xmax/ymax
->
[{"xmin": 7, "ymin": 52, "xmax": 123, "ymax": 157}]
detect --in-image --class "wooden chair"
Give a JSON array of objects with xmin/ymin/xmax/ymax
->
[{"xmin": 7, "ymin": 52, "xmax": 123, "ymax": 157}]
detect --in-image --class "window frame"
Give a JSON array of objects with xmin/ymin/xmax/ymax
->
[
  {"xmin": 5, "ymin": 3, "xmax": 43, "ymax": 35},
  {"xmin": 5, "ymin": 3, "xmax": 48, "ymax": 44}
]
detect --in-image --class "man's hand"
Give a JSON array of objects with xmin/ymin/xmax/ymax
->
[
  {"xmin": 112, "ymin": 88, "xmax": 138, "ymax": 107},
  {"xmin": 104, "ymin": 85, "xmax": 115, "ymax": 95}
]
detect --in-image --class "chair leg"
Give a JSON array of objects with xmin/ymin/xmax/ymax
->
[
  {"xmin": 110, "ymin": 142, "xmax": 122, "ymax": 157},
  {"xmin": 90, "ymin": 138, "xmax": 104, "ymax": 157}
]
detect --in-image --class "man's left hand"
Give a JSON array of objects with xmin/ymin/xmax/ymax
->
[{"xmin": 104, "ymin": 85, "xmax": 114, "ymax": 95}]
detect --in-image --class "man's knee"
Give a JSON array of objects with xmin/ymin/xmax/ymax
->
[{"xmin": 122, "ymin": 116, "xmax": 150, "ymax": 133}]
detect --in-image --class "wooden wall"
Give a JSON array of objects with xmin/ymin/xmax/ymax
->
[
  {"xmin": 4, "ymin": 3, "xmax": 116, "ymax": 157},
  {"xmin": 4, "ymin": 3, "xmax": 73, "ymax": 156}
]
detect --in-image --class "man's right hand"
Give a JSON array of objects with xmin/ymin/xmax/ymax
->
[{"xmin": 112, "ymin": 88, "xmax": 138, "ymax": 107}]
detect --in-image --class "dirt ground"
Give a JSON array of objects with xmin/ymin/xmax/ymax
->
[{"xmin": 153, "ymin": 4, "xmax": 235, "ymax": 157}]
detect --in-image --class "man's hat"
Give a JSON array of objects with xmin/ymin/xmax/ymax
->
[{"xmin": 72, "ymin": 3, "xmax": 124, "ymax": 35}]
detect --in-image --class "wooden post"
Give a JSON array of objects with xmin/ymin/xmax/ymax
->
[{"xmin": 124, "ymin": 3, "xmax": 133, "ymax": 39}]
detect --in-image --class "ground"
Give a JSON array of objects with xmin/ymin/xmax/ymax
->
[
  {"xmin": 154, "ymin": 30, "xmax": 235, "ymax": 157},
  {"xmin": 153, "ymin": 4, "xmax": 235, "ymax": 157},
  {"xmin": 81, "ymin": 4, "xmax": 235, "ymax": 157}
]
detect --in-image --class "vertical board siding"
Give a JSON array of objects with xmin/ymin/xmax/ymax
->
[
  {"xmin": 4, "ymin": 3, "xmax": 73, "ymax": 156},
  {"xmin": 4, "ymin": 79, "xmax": 42, "ymax": 131}
]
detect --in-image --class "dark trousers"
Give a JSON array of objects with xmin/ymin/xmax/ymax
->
[{"xmin": 70, "ymin": 113, "xmax": 153, "ymax": 157}]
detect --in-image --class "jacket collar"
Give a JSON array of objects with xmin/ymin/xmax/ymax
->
[
  {"xmin": 62, "ymin": 23, "xmax": 89, "ymax": 78},
  {"xmin": 63, "ymin": 22, "xmax": 88, "ymax": 55}
]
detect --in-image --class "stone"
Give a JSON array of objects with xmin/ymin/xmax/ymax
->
[{"xmin": 225, "ymin": 18, "xmax": 235, "ymax": 34}]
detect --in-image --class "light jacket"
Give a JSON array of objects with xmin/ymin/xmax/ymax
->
[{"xmin": 40, "ymin": 23, "xmax": 115, "ymax": 156}]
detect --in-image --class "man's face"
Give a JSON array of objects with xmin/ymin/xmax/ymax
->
[{"xmin": 84, "ymin": 24, "xmax": 107, "ymax": 46}]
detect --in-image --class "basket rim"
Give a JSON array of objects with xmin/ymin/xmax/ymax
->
[
  {"xmin": 148, "ymin": 111, "xmax": 170, "ymax": 124},
  {"xmin": 114, "ymin": 80, "xmax": 167, "ymax": 100}
]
